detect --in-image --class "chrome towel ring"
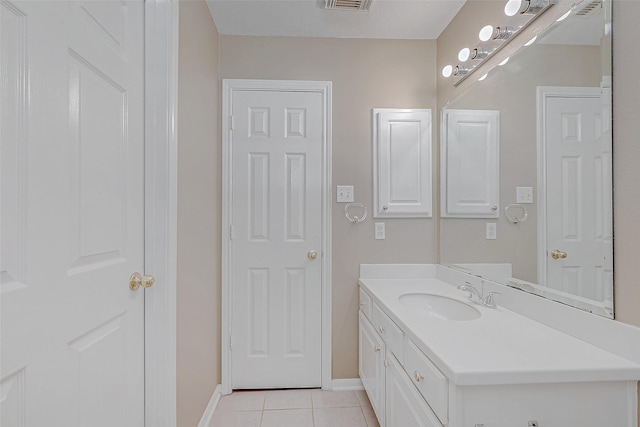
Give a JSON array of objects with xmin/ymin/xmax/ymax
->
[{"xmin": 345, "ymin": 203, "xmax": 368, "ymax": 224}]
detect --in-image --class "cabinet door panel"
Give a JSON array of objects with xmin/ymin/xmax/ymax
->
[
  {"xmin": 359, "ymin": 312, "xmax": 385, "ymax": 424},
  {"xmin": 373, "ymin": 109, "xmax": 432, "ymax": 218},
  {"xmin": 386, "ymin": 353, "xmax": 442, "ymax": 427},
  {"xmin": 441, "ymin": 109, "xmax": 500, "ymax": 217}
]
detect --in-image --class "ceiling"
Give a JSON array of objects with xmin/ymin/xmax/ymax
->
[{"xmin": 206, "ymin": 0, "xmax": 467, "ymax": 40}]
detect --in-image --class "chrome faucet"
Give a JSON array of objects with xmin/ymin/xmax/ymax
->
[{"xmin": 457, "ymin": 282, "xmax": 499, "ymax": 309}]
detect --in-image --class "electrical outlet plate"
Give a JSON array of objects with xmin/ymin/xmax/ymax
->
[
  {"xmin": 337, "ymin": 185, "xmax": 354, "ymax": 203},
  {"xmin": 486, "ymin": 223, "xmax": 497, "ymax": 240},
  {"xmin": 375, "ymin": 222, "xmax": 385, "ymax": 240}
]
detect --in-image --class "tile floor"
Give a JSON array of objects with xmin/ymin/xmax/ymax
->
[{"xmin": 209, "ymin": 389, "xmax": 380, "ymax": 427}]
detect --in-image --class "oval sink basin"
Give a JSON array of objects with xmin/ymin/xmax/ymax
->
[{"xmin": 398, "ymin": 293, "xmax": 481, "ymax": 321}]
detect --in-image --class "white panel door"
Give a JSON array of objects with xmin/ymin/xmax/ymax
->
[
  {"xmin": 543, "ymin": 90, "xmax": 611, "ymax": 302},
  {"xmin": 230, "ymin": 88, "xmax": 324, "ymax": 388},
  {"xmin": 1, "ymin": 2, "xmax": 145, "ymax": 426},
  {"xmin": 373, "ymin": 109, "xmax": 432, "ymax": 218},
  {"xmin": 441, "ymin": 109, "xmax": 500, "ymax": 218}
]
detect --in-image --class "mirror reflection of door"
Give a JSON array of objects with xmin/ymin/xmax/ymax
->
[{"xmin": 539, "ymin": 83, "xmax": 613, "ymax": 314}]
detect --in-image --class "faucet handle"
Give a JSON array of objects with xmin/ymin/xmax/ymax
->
[{"xmin": 483, "ymin": 292, "xmax": 500, "ymax": 308}]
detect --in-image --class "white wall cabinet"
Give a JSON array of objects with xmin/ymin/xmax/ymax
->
[
  {"xmin": 373, "ymin": 109, "xmax": 432, "ymax": 218},
  {"xmin": 441, "ymin": 109, "xmax": 500, "ymax": 218}
]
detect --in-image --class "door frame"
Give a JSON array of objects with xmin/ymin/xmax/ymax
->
[
  {"xmin": 144, "ymin": 1, "xmax": 179, "ymax": 425},
  {"xmin": 221, "ymin": 79, "xmax": 333, "ymax": 394},
  {"xmin": 536, "ymin": 85, "xmax": 601, "ymax": 288}
]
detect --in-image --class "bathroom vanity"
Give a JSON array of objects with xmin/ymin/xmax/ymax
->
[{"xmin": 358, "ymin": 264, "xmax": 640, "ymax": 427}]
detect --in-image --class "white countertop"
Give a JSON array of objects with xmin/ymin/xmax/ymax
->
[{"xmin": 359, "ymin": 276, "xmax": 640, "ymax": 386}]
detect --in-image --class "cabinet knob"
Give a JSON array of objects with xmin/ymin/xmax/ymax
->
[
  {"xmin": 374, "ymin": 345, "xmax": 381, "ymax": 353},
  {"xmin": 383, "ymin": 205, "xmax": 388, "ymax": 211},
  {"xmin": 378, "ymin": 326, "xmax": 385, "ymax": 334},
  {"xmin": 413, "ymin": 370, "xmax": 424, "ymax": 382},
  {"xmin": 359, "ymin": 301, "xmax": 365, "ymax": 307}
]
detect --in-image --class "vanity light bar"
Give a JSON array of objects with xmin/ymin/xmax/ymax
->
[{"xmin": 443, "ymin": 0, "xmax": 556, "ymax": 86}]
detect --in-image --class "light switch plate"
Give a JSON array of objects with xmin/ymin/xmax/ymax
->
[
  {"xmin": 337, "ymin": 185, "xmax": 354, "ymax": 203},
  {"xmin": 516, "ymin": 187, "xmax": 534, "ymax": 204},
  {"xmin": 375, "ymin": 222, "xmax": 385, "ymax": 240}
]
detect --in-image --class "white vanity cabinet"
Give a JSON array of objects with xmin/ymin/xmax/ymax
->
[
  {"xmin": 359, "ymin": 292, "xmax": 445, "ymax": 427},
  {"xmin": 358, "ymin": 283, "xmax": 640, "ymax": 427}
]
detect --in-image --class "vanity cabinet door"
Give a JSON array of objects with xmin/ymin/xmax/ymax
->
[
  {"xmin": 359, "ymin": 311, "xmax": 385, "ymax": 425},
  {"xmin": 385, "ymin": 352, "xmax": 443, "ymax": 427}
]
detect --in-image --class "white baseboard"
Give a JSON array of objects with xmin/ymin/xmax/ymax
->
[
  {"xmin": 197, "ymin": 384, "xmax": 222, "ymax": 427},
  {"xmin": 331, "ymin": 378, "xmax": 363, "ymax": 391}
]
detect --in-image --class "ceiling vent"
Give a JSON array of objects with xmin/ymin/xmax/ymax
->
[
  {"xmin": 575, "ymin": 0, "xmax": 602, "ymax": 17},
  {"xmin": 324, "ymin": 0, "xmax": 372, "ymax": 12}
]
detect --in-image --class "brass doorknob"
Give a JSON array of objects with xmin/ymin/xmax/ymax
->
[
  {"xmin": 551, "ymin": 249, "xmax": 568, "ymax": 260},
  {"xmin": 130, "ymin": 272, "xmax": 155, "ymax": 291},
  {"xmin": 308, "ymin": 250, "xmax": 318, "ymax": 261}
]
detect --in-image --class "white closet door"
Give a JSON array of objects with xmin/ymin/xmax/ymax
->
[
  {"xmin": 230, "ymin": 88, "xmax": 324, "ymax": 389},
  {"xmin": 441, "ymin": 109, "xmax": 500, "ymax": 218}
]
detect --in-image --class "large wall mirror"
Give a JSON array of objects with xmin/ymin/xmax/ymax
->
[{"xmin": 439, "ymin": 0, "xmax": 613, "ymax": 317}]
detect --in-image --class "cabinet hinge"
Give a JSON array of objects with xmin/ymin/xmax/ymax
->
[
  {"xmin": 384, "ymin": 359, "xmax": 390, "ymax": 368},
  {"xmin": 229, "ymin": 115, "xmax": 234, "ymax": 130},
  {"xmin": 229, "ymin": 334, "xmax": 233, "ymax": 349},
  {"xmin": 230, "ymin": 225, "xmax": 235, "ymax": 240}
]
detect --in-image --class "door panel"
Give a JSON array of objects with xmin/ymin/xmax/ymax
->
[
  {"xmin": 0, "ymin": 2, "xmax": 145, "ymax": 426},
  {"xmin": 231, "ymin": 89, "xmax": 324, "ymax": 389},
  {"xmin": 545, "ymin": 92, "xmax": 611, "ymax": 303}
]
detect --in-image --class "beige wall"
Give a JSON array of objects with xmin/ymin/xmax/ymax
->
[
  {"xmin": 177, "ymin": 1, "xmax": 221, "ymax": 426},
  {"xmin": 220, "ymin": 36, "xmax": 439, "ymax": 378}
]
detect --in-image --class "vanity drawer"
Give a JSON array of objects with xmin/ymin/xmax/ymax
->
[
  {"xmin": 359, "ymin": 287, "xmax": 372, "ymax": 320},
  {"xmin": 373, "ymin": 303, "xmax": 404, "ymax": 365},
  {"xmin": 404, "ymin": 338, "xmax": 449, "ymax": 424}
]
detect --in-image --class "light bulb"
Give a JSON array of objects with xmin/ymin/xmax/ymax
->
[
  {"xmin": 556, "ymin": 10, "xmax": 571, "ymax": 22},
  {"xmin": 504, "ymin": 0, "xmax": 522, "ymax": 16},
  {"xmin": 458, "ymin": 48, "xmax": 471, "ymax": 62},
  {"xmin": 479, "ymin": 25, "xmax": 494, "ymax": 42},
  {"xmin": 479, "ymin": 73, "xmax": 489, "ymax": 81},
  {"xmin": 524, "ymin": 36, "xmax": 537, "ymax": 46},
  {"xmin": 442, "ymin": 65, "xmax": 453, "ymax": 78},
  {"xmin": 499, "ymin": 57, "xmax": 510, "ymax": 66}
]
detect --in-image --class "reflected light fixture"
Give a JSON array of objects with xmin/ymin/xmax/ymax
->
[
  {"xmin": 499, "ymin": 56, "xmax": 510, "ymax": 66},
  {"xmin": 442, "ymin": 65, "xmax": 453, "ymax": 78},
  {"xmin": 524, "ymin": 35, "xmax": 537, "ymax": 46},
  {"xmin": 458, "ymin": 48, "xmax": 471, "ymax": 62},
  {"xmin": 479, "ymin": 73, "xmax": 489, "ymax": 81}
]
